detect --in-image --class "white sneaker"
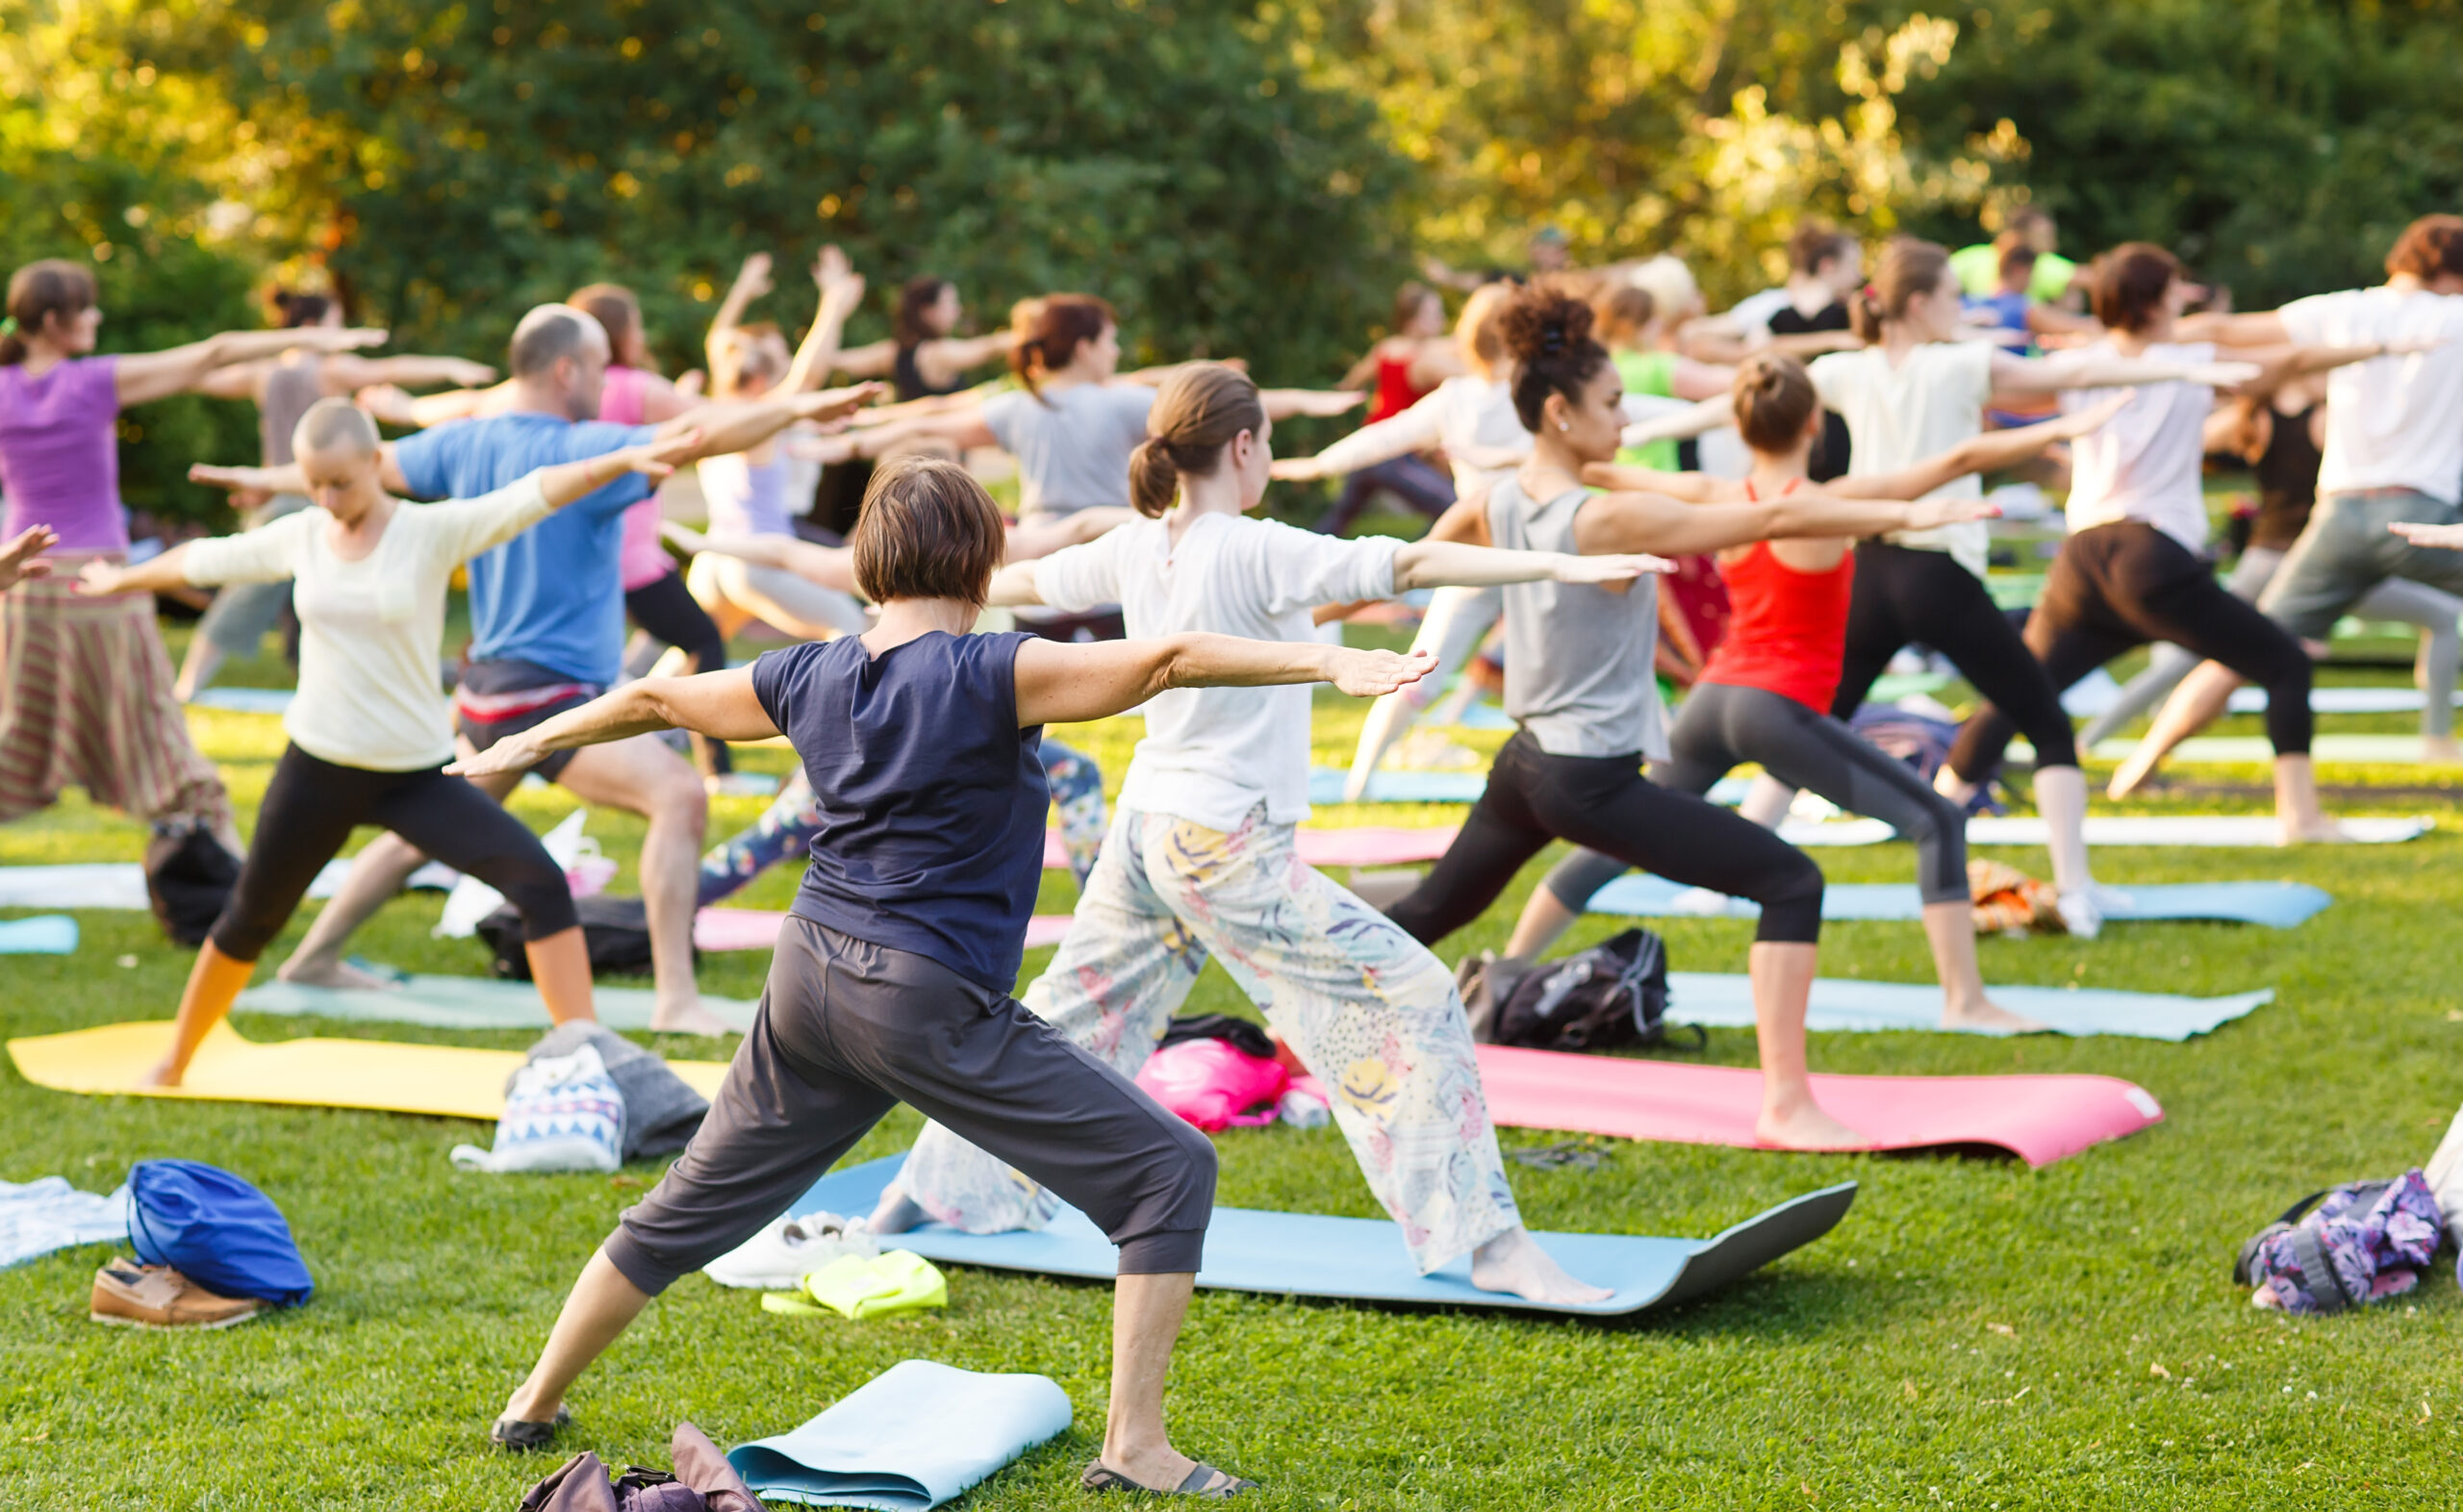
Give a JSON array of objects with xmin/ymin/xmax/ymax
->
[
  {"xmin": 2056, "ymin": 884, "xmax": 2133, "ymax": 941},
  {"xmin": 703, "ymin": 1211, "xmax": 878, "ymax": 1291}
]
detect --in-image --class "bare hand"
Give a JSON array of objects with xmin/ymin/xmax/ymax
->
[
  {"xmin": 1269, "ymin": 457, "xmax": 1325, "ymax": 482},
  {"xmin": 2053, "ymin": 391, "xmax": 2132, "ymax": 438},
  {"xmin": 444, "ymin": 739, "xmax": 543, "ymax": 780},
  {"xmin": 1554, "ymin": 552, "xmax": 1676, "ymax": 585},
  {"xmin": 1327, "ymin": 646, "xmax": 1438, "ymax": 698},
  {"xmin": 71, "ymin": 558, "xmax": 133, "ymax": 596},
  {"xmin": 189, "ymin": 462, "xmax": 280, "ymax": 493},
  {"xmin": 443, "ymin": 359, "xmax": 497, "ymax": 388},
  {"xmin": 1284, "ymin": 390, "xmax": 1368, "ymax": 418},
  {"xmin": 612, "ymin": 428, "xmax": 705, "ymax": 482},
  {"xmin": 354, "ymin": 383, "xmax": 418, "ymax": 426},
  {"xmin": 799, "ymin": 382, "xmax": 888, "ymax": 423},
  {"xmin": 2390, "ymin": 519, "xmax": 2463, "ymax": 551},
  {"xmin": 0, "ymin": 524, "xmax": 57, "ymax": 590},
  {"xmin": 733, "ymin": 253, "xmax": 774, "ymax": 302},
  {"xmin": 2195, "ymin": 361, "xmax": 2265, "ymax": 391},
  {"xmin": 1906, "ymin": 498, "xmax": 2004, "ymax": 531},
  {"xmin": 306, "ymin": 327, "xmax": 389, "ymax": 353}
]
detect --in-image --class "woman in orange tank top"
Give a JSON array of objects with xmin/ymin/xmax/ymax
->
[{"xmin": 1505, "ymin": 355, "xmax": 2126, "ymax": 1033}]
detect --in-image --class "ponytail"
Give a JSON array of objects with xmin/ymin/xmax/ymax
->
[
  {"xmin": 1009, "ymin": 292, "xmax": 1116, "ymax": 402},
  {"xmin": 1854, "ymin": 239, "xmax": 1953, "ymax": 342},
  {"xmin": 1129, "ymin": 363, "xmax": 1265, "ymax": 517},
  {"xmin": 2, "ymin": 260, "xmax": 97, "ymax": 367}
]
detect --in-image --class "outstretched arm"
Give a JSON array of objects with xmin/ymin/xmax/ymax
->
[
  {"xmin": 1826, "ymin": 393, "xmax": 2130, "ymax": 501},
  {"xmin": 1270, "ymin": 391, "xmax": 1444, "ymax": 481},
  {"xmin": 705, "ymin": 253, "xmax": 774, "ymax": 377},
  {"xmin": 1012, "ymin": 633, "xmax": 1433, "ymax": 726},
  {"xmin": 1577, "ymin": 462, "xmax": 1730, "ymax": 503},
  {"xmin": 1990, "ymin": 348, "xmax": 2259, "ymax": 397},
  {"xmin": 1618, "ymin": 396, "xmax": 1730, "ymax": 451},
  {"xmin": 531, "ymin": 432, "xmax": 703, "ymax": 511},
  {"xmin": 654, "ymin": 383, "xmax": 884, "ymax": 461},
  {"xmin": 114, "ymin": 325, "xmax": 386, "ymax": 408},
  {"xmin": 784, "ymin": 245, "xmax": 866, "ymax": 395},
  {"xmin": 1260, "ymin": 389, "xmax": 1367, "ymax": 421},
  {"xmin": 1576, "ymin": 487, "xmax": 1997, "ymax": 558},
  {"xmin": 449, "ymin": 669, "xmax": 779, "ymax": 778},
  {"xmin": 662, "ymin": 520, "xmax": 858, "ymax": 593},
  {"xmin": 320, "ymin": 353, "xmax": 497, "ymax": 393},
  {"xmin": 2391, "ymin": 519, "xmax": 2463, "ymax": 551},
  {"xmin": 1390, "ymin": 539, "xmax": 1668, "ymax": 592}
]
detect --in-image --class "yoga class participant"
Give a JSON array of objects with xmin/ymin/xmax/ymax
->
[
  {"xmin": 0, "ymin": 259, "xmax": 381, "ymax": 850},
  {"xmin": 179, "ymin": 289, "xmax": 495, "ymax": 701},
  {"xmin": 1944, "ymin": 243, "xmax": 2411, "ymax": 842},
  {"xmin": 825, "ymin": 268, "xmax": 1014, "ymax": 400},
  {"xmin": 1313, "ymin": 281, "xmax": 1468, "ymax": 534},
  {"xmin": 463, "ymin": 458, "xmax": 1435, "ymax": 1496},
  {"xmin": 1379, "ymin": 287, "xmax": 1999, "ymax": 1147},
  {"xmin": 77, "ymin": 404, "xmax": 698, "ymax": 1087},
  {"xmin": 876, "ymin": 363, "xmax": 1665, "ymax": 1306},
  {"xmin": 1807, "ymin": 239, "xmax": 2259, "ymax": 936},
  {"xmin": 190, "ymin": 302, "xmax": 881, "ymax": 1032},
  {"xmin": 2106, "ymin": 214, "xmax": 2463, "ymax": 795},
  {"xmin": 1502, "ymin": 356, "xmax": 2125, "ymax": 1028}
]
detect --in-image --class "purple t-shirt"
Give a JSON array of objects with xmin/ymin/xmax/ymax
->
[{"xmin": 0, "ymin": 356, "xmax": 124, "ymax": 552}]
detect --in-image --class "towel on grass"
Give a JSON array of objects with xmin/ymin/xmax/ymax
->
[
  {"xmin": 727, "ymin": 1360, "xmax": 1071, "ymax": 1510},
  {"xmin": 0, "ymin": 1176, "xmax": 130, "ymax": 1268}
]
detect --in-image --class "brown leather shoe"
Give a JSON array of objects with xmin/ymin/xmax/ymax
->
[{"xmin": 89, "ymin": 1260, "xmax": 262, "ymax": 1330}]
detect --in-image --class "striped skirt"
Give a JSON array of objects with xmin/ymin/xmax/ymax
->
[{"xmin": 0, "ymin": 566, "xmax": 231, "ymax": 831}]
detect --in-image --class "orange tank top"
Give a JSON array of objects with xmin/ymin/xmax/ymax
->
[{"xmin": 1696, "ymin": 480, "xmax": 1855, "ymax": 712}]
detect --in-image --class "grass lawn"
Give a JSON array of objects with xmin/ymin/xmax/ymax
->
[{"xmin": 4, "ymin": 619, "xmax": 2463, "ymax": 1509}]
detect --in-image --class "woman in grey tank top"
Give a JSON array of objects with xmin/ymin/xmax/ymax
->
[
  {"xmin": 179, "ymin": 290, "xmax": 495, "ymax": 699},
  {"xmin": 1384, "ymin": 286, "xmax": 1993, "ymax": 1150}
]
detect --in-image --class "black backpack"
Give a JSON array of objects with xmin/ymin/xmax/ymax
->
[
  {"xmin": 143, "ymin": 819, "xmax": 241, "ymax": 946},
  {"xmin": 478, "ymin": 895, "xmax": 677, "ymax": 980},
  {"xmin": 1454, "ymin": 927, "xmax": 1699, "ymax": 1052}
]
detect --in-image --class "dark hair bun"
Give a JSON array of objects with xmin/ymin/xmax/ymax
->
[{"xmin": 1498, "ymin": 288, "xmax": 1594, "ymax": 365}]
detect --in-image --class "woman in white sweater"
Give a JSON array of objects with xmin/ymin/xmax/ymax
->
[{"xmin": 77, "ymin": 400, "xmax": 694, "ymax": 1087}]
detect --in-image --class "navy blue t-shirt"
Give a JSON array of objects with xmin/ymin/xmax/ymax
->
[{"xmin": 750, "ymin": 631, "xmax": 1049, "ymax": 991}]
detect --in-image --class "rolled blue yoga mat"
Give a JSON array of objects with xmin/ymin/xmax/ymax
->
[
  {"xmin": 728, "ymin": 1359, "xmax": 1073, "ymax": 1510},
  {"xmin": 0, "ymin": 915, "xmax": 77, "ymax": 955},
  {"xmin": 1663, "ymin": 972, "xmax": 2272, "ymax": 1041},
  {"xmin": 1589, "ymin": 874, "xmax": 2331, "ymax": 929},
  {"xmin": 789, "ymin": 1156, "xmax": 1854, "ymax": 1318}
]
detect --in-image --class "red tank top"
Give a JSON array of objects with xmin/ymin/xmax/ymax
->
[
  {"xmin": 1368, "ymin": 349, "xmax": 1432, "ymax": 423},
  {"xmin": 1696, "ymin": 481, "xmax": 1855, "ymax": 712}
]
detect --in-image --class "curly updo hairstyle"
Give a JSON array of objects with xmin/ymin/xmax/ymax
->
[
  {"xmin": 1127, "ymin": 362, "xmax": 1266, "ymax": 517},
  {"xmin": 1497, "ymin": 279, "xmax": 1610, "ymax": 432}
]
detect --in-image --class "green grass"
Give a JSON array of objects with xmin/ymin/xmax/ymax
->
[{"xmin": 5, "ymin": 621, "xmax": 2463, "ymax": 1509}]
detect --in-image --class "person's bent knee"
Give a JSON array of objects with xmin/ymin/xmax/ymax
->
[
  {"xmin": 1905, "ymin": 794, "xmax": 1970, "ymax": 906},
  {"xmin": 205, "ymin": 917, "xmax": 275, "ymax": 967},
  {"xmin": 1753, "ymin": 855, "xmax": 1825, "ymax": 945},
  {"xmin": 504, "ymin": 871, "xmax": 580, "ymax": 941},
  {"xmin": 1106, "ymin": 1118, "xmax": 1216, "ymax": 1274},
  {"xmin": 601, "ymin": 1224, "xmax": 685, "ymax": 1298}
]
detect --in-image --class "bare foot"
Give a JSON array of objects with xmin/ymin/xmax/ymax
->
[
  {"xmin": 1940, "ymin": 998, "xmax": 2046, "ymax": 1035},
  {"xmin": 275, "ymin": 953, "xmax": 400, "ymax": 992},
  {"xmin": 2424, "ymin": 735, "xmax": 2462, "ymax": 765},
  {"xmin": 865, "ymin": 1183, "xmax": 927, "ymax": 1236},
  {"xmin": 1470, "ymin": 1225, "xmax": 1612, "ymax": 1305},
  {"xmin": 2278, "ymin": 819, "xmax": 2352, "ymax": 845},
  {"xmin": 648, "ymin": 995, "xmax": 733, "ymax": 1036},
  {"xmin": 2105, "ymin": 750, "xmax": 2160, "ymax": 800},
  {"xmin": 1754, "ymin": 1100, "xmax": 1866, "ymax": 1150},
  {"xmin": 137, "ymin": 1057, "xmax": 185, "ymax": 1091}
]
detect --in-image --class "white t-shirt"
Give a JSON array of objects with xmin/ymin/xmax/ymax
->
[
  {"xmin": 1308, "ymin": 376, "xmax": 1525, "ymax": 493},
  {"xmin": 1811, "ymin": 340, "xmax": 1997, "ymax": 575},
  {"xmin": 1033, "ymin": 512, "xmax": 1400, "ymax": 830},
  {"xmin": 184, "ymin": 479, "xmax": 555, "ymax": 770},
  {"xmin": 2059, "ymin": 340, "xmax": 2218, "ymax": 550},
  {"xmin": 981, "ymin": 383, "xmax": 1156, "ymax": 520},
  {"xmin": 2277, "ymin": 286, "xmax": 2463, "ymax": 504}
]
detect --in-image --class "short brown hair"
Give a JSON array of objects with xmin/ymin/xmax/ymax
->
[
  {"xmin": 1592, "ymin": 284, "xmax": 1657, "ymax": 344},
  {"xmin": 1129, "ymin": 363, "xmax": 1266, "ymax": 517},
  {"xmin": 2386, "ymin": 214, "xmax": 2463, "ymax": 282},
  {"xmin": 2090, "ymin": 242, "xmax": 2181, "ymax": 333},
  {"xmin": 851, "ymin": 456, "xmax": 1008, "ymax": 608},
  {"xmin": 2, "ymin": 260, "xmax": 97, "ymax": 366},
  {"xmin": 1787, "ymin": 221, "xmax": 1859, "ymax": 277},
  {"xmin": 1732, "ymin": 353, "xmax": 1820, "ymax": 453}
]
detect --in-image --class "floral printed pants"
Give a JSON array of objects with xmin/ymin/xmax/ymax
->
[{"xmin": 898, "ymin": 803, "xmax": 1521, "ymax": 1273}]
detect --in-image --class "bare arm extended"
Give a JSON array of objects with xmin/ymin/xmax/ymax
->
[
  {"xmin": 1573, "ymin": 485, "xmax": 1998, "ymax": 559},
  {"xmin": 114, "ymin": 325, "xmax": 386, "ymax": 408},
  {"xmin": 661, "ymin": 520, "xmax": 858, "ymax": 593},
  {"xmin": 448, "ymin": 668, "xmax": 781, "ymax": 778},
  {"xmin": 1389, "ymin": 538, "xmax": 1668, "ymax": 592},
  {"xmin": 1012, "ymin": 632, "xmax": 1434, "ymax": 726},
  {"xmin": 1823, "ymin": 392, "xmax": 2130, "ymax": 501},
  {"xmin": 1989, "ymin": 346, "xmax": 2260, "ymax": 398}
]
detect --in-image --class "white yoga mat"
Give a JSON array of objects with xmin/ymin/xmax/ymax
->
[
  {"xmin": 1665, "ymin": 972, "xmax": 2272, "ymax": 1041},
  {"xmin": 2080, "ymin": 734, "xmax": 2457, "ymax": 766},
  {"xmin": 0, "ymin": 858, "xmax": 458, "ymax": 911}
]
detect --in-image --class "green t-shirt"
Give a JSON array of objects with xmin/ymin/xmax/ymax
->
[
  {"xmin": 1952, "ymin": 242, "xmax": 2076, "ymax": 304},
  {"xmin": 1612, "ymin": 348, "xmax": 1681, "ymax": 471}
]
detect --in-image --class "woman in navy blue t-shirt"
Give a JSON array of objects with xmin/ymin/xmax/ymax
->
[{"xmin": 454, "ymin": 455, "xmax": 1433, "ymax": 1498}]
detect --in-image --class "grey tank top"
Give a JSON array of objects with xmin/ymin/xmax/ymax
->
[
  {"xmin": 259, "ymin": 359, "xmax": 323, "ymax": 466},
  {"xmin": 1488, "ymin": 475, "xmax": 1667, "ymax": 761}
]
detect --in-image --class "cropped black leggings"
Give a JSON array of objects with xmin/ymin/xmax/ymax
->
[
  {"xmin": 1384, "ymin": 729, "xmax": 1825, "ymax": 946},
  {"xmin": 1831, "ymin": 540, "xmax": 2080, "ymax": 777},
  {"xmin": 209, "ymin": 743, "xmax": 578, "ymax": 963},
  {"xmin": 1949, "ymin": 520, "xmax": 2312, "ymax": 776},
  {"xmin": 625, "ymin": 569, "xmax": 732, "ymax": 775},
  {"xmin": 1543, "ymin": 680, "xmax": 1970, "ymax": 913}
]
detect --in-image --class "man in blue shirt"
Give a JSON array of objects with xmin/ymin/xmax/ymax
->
[{"xmin": 194, "ymin": 303, "xmax": 877, "ymax": 1033}]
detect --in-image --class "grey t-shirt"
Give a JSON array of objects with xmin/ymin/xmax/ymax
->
[
  {"xmin": 1489, "ymin": 476, "xmax": 1666, "ymax": 761},
  {"xmin": 981, "ymin": 383, "xmax": 1155, "ymax": 520}
]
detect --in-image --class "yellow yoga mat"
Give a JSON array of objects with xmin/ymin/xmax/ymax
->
[{"xmin": 7, "ymin": 1021, "xmax": 732, "ymax": 1121}]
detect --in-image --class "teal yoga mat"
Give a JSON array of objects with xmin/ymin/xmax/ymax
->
[
  {"xmin": 1307, "ymin": 768, "xmax": 1485, "ymax": 804},
  {"xmin": 0, "ymin": 915, "xmax": 77, "ymax": 954},
  {"xmin": 1588, "ymin": 875, "xmax": 2330, "ymax": 928},
  {"xmin": 1663, "ymin": 972, "xmax": 2271, "ymax": 1041},
  {"xmin": 233, "ymin": 972, "xmax": 757, "ymax": 1033},
  {"xmin": 186, "ymin": 686, "xmax": 294, "ymax": 714},
  {"xmin": 729, "ymin": 1360, "xmax": 1073, "ymax": 1511},
  {"xmin": 791, "ymin": 1155, "xmax": 1855, "ymax": 1317}
]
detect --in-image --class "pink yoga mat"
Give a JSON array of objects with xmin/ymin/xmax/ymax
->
[
  {"xmin": 1041, "ymin": 826, "xmax": 1458, "ymax": 870},
  {"xmin": 1472, "ymin": 1046, "xmax": 2162, "ymax": 1167},
  {"xmin": 694, "ymin": 909, "xmax": 1075, "ymax": 953}
]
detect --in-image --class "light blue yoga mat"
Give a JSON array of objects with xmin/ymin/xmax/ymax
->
[
  {"xmin": 0, "ymin": 915, "xmax": 77, "ymax": 954},
  {"xmin": 233, "ymin": 972, "xmax": 757, "ymax": 1033},
  {"xmin": 791, "ymin": 1156, "xmax": 1855, "ymax": 1318},
  {"xmin": 187, "ymin": 686, "xmax": 294, "ymax": 714},
  {"xmin": 729, "ymin": 1359, "xmax": 1073, "ymax": 1511},
  {"xmin": 1308, "ymin": 768, "xmax": 1485, "ymax": 804},
  {"xmin": 1663, "ymin": 972, "xmax": 2271, "ymax": 1041},
  {"xmin": 1589, "ymin": 875, "xmax": 2331, "ymax": 929}
]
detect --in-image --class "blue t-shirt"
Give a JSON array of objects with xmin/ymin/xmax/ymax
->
[
  {"xmin": 393, "ymin": 413, "xmax": 656, "ymax": 685},
  {"xmin": 751, "ymin": 631, "xmax": 1048, "ymax": 991}
]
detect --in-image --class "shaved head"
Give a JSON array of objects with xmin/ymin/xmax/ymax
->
[{"xmin": 292, "ymin": 396, "xmax": 380, "ymax": 460}]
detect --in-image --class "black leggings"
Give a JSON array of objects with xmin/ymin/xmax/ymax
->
[
  {"xmin": 1950, "ymin": 520, "xmax": 2312, "ymax": 774},
  {"xmin": 624, "ymin": 569, "xmax": 732, "ymax": 775},
  {"xmin": 1385, "ymin": 730, "xmax": 1826, "ymax": 945},
  {"xmin": 210, "ymin": 743, "xmax": 578, "ymax": 963},
  {"xmin": 1831, "ymin": 540, "xmax": 2080, "ymax": 775},
  {"xmin": 1543, "ymin": 681, "xmax": 1970, "ymax": 911}
]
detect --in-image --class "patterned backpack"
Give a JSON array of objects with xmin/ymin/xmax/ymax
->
[{"xmin": 2232, "ymin": 1172, "xmax": 2446, "ymax": 1315}]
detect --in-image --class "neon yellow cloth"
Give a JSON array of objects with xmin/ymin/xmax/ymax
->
[
  {"xmin": 1612, "ymin": 349, "xmax": 1681, "ymax": 471},
  {"xmin": 1951, "ymin": 242, "xmax": 2077, "ymax": 303},
  {"xmin": 6, "ymin": 1020, "xmax": 729, "ymax": 1121},
  {"xmin": 762, "ymin": 1250, "xmax": 949, "ymax": 1321}
]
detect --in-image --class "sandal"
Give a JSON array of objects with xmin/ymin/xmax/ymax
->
[
  {"xmin": 1081, "ymin": 1459, "xmax": 1257, "ymax": 1499},
  {"xmin": 488, "ymin": 1404, "xmax": 571, "ymax": 1451}
]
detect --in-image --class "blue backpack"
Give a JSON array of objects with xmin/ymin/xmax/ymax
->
[{"xmin": 129, "ymin": 1160, "xmax": 314, "ymax": 1307}]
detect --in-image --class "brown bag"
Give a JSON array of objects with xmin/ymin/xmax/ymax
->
[{"xmin": 518, "ymin": 1424, "xmax": 761, "ymax": 1512}]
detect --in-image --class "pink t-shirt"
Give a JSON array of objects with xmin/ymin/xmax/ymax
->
[
  {"xmin": 0, "ymin": 355, "xmax": 125, "ymax": 552},
  {"xmin": 600, "ymin": 365, "xmax": 674, "ymax": 590}
]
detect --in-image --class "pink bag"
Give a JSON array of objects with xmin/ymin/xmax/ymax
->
[{"xmin": 1134, "ymin": 1039, "xmax": 1290, "ymax": 1132}]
